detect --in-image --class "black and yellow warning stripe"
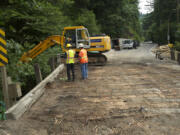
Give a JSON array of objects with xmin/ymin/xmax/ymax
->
[
  {"xmin": 0, "ymin": 29, "xmax": 8, "ymax": 66},
  {"xmin": 0, "ymin": 29, "xmax": 5, "ymax": 37}
]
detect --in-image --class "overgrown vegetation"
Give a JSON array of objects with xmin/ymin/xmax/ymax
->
[
  {"xmin": 0, "ymin": 0, "xmax": 142, "ymax": 99},
  {"xmin": 142, "ymin": 0, "xmax": 180, "ymax": 50},
  {"xmin": 175, "ymin": 24, "xmax": 180, "ymax": 51}
]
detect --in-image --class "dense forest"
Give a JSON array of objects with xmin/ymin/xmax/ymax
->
[
  {"xmin": 142, "ymin": 0, "xmax": 180, "ymax": 50},
  {"xmin": 0, "ymin": 0, "xmax": 142, "ymax": 43},
  {"xmin": 0, "ymin": 0, "xmax": 142, "ymax": 99}
]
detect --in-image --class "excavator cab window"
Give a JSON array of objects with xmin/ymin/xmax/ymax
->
[
  {"xmin": 64, "ymin": 30, "xmax": 76, "ymax": 48},
  {"xmin": 76, "ymin": 28, "xmax": 90, "ymax": 49},
  {"xmin": 64, "ymin": 28, "xmax": 90, "ymax": 49}
]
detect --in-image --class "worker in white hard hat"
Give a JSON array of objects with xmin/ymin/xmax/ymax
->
[
  {"xmin": 66, "ymin": 43, "xmax": 76, "ymax": 81},
  {"xmin": 78, "ymin": 43, "xmax": 88, "ymax": 80}
]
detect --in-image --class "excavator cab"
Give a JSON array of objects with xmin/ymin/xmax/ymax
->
[
  {"xmin": 63, "ymin": 26, "xmax": 90, "ymax": 49},
  {"xmin": 76, "ymin": 28, "xmax": 90, "ymax": 49}
]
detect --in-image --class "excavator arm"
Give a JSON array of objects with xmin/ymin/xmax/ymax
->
[
  {"xmin": 20, "ymin": 35, "xmax": 64, "ymax": 63},
  {"xmin": 19, "ymin": 26, "xmax": 91, "ymax": 63}
]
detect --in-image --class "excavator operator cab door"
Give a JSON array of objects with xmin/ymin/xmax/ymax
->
[{"xmin": 76, "ymin": 28, "xmax": 90, "ymax": 49}]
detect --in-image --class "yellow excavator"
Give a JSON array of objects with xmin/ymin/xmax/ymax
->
[{"xmin": 20, "ymin": 26, "xmax": 111, "ymax": 65}]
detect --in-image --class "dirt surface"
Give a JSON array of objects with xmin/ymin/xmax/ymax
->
[{"xmin": 1, "ymin": 43, "xmax": 180, "ymax": 135}]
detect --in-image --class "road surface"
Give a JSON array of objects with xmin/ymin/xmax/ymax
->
[{"xmin": 1, "ymin": 43, "xmax": 180, "ymax": 135}]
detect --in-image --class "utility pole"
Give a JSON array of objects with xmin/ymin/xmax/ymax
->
[
  {"xmin": 1, "ymin": 67, "xmax": 10, "ymax": 109},
  {"xmin": 167, "ymin": 19, "xmax": 170, "ymax": 44}
]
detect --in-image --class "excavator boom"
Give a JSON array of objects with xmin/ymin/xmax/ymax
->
[{"xmin": 20, "ymin": 35, "xmax": 62, "ymax": 63}]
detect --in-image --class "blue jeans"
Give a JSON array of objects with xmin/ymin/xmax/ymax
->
[{"xmin": 80, "ymin": 63, "xmax": 88, "ymax": 79}]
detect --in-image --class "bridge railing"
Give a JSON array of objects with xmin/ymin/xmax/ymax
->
[{"xmin": 5, "ymin": 56, "xmax": 64, "ymax": 119}]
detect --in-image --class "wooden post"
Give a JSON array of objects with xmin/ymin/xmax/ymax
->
[
  {"xmin": 1, "ymin": 66, "xmax": 10, "ymax": 109},
  {"xmin": 49, "ymin": 57, "xmax": 55, "ymax": 72},
  {"xmin": 178, "ymin": 52, "xmax": 180, "ymax": 65},
  {"xmin": 34, "ymin": 63, "xmax": 42, "ymax": 84},
  {"xmin": 56, "ymin": 54, "xmax": 61, "ymax": 67},
  {"xmin": 170, "ymin": 49, "xmax": 175, "ymax": 60}
]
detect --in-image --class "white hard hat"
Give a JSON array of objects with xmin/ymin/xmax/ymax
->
[{"xmin": 79, "ymin": 43, "xmax": 84, "ymax": 48}]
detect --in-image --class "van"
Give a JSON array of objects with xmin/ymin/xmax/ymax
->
[
  {"xmin": 112, "ymin": 38, "xmax": 126, "ymax": 50},
  {"xmin": 122, "ymin": 39, "xmax": 133, "ymax": 49}
]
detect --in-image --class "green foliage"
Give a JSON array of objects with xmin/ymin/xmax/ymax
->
[
  {"xmin": 174, "ymin": 42, "xmax": 180, "ymax": 51},
  {"xmin": 142, "ymin": 0, "xmax": 179, "ymax": 44},
  {"xmin": 6, "ymin": 40, "xmax": 35, "ymax": 93},
  {"xmin": 0, "ymin": 0, "xmax": 142, "ymax": 40},
  {"xmin": 174, "ymin": 24, "xmax": 180, "ymax": 51},
  {"xmin": 175, "ymin": 23, "xmax": 180, "ymax": 42},
  {"xmin": 74, "ymin": 9, "xmax": 100, "ymax": 34},
  {"xmin": 0, "ymin": 0, "xmax": 69, "ymax": 44},
  {"xmin": 5, "ymin": 40, "xmax": 60, "ymax": 94},
  {"xmin": 32, "ymin": 46, "xmax": 60, "ymax": 77},
  {"xmin": 128, "ymin": 27, "xmax": 142, "ymax": 41},
  {"xmin": 89, "ymin": 0, "xmax": 142, "ymax": 39}
]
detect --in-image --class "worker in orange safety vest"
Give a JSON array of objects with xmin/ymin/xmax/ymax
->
[
  {"xmin": 66, "ymin": 43, "xmax": 75, "ymax": 81},
  {"xmin": 78, "ymin": 43, "xmax": 88, "ymax": 80}
]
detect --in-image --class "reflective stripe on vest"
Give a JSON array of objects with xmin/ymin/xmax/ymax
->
[
  {"xmin": 79, "ymin": 49, "xmax": 88, "ymax": 63},
  {"xmin": 66, "ymin": 49, "xmax": 75, "ymax": 64}
]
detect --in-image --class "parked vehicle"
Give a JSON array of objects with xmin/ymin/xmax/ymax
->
[
  {"xmin": 122, "ymin": 39, "xmax": 133, "ymax": 49},
  {"xmin": 112, "ymin": 38, "xmax": 126, "ymax": 50},
  {"xmin": 133, "ymin": 40, "xmax": 140, "ymax": 49}
]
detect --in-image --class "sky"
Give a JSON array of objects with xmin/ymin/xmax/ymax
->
[{"xmin": 139, "ymin": 0, "xmax": 153, "ymax": 14}]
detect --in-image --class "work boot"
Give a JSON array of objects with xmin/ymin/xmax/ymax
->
[{"xmin": 66, "ymin": 79, "xmax": 71, "ymax": 82}]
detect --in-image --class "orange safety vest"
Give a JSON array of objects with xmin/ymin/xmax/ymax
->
[{"xmin": 79, "ymin": 49, "xmax": 88, "ymax": 63}]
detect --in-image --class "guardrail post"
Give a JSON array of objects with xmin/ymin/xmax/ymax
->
[
  {"xmin": 34, "ymin": 63, "xmax": 42, "ymax": 84},
  {"xmin": 178, "ymin": 51, "xmax": 180, "ymax": 65},
  {"xmin": 56, "ymin": 54, "xmax": 61, "ymax": 67},
  {"xmin": 1, "ymin": 67, "xmax": 10, "ymax": 109},
  {"xmin": 170, "ymin": 49, "xmax": 175, "ymax": 60},
  {"xmin": 49, "ymin": 57, "xmax": 55, "ymax": 72}
]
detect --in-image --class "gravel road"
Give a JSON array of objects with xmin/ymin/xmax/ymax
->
[{"xmin": 107, "ymin": 43, "xmax": 156, "ymax": 63}]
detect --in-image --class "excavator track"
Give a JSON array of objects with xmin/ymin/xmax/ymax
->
[{"xmin": 87, "ymin": 53, "xmax": 107, "ymax": 66}]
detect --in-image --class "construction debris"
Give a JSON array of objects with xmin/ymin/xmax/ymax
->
[{"xmin": 152, "ymin": 45, "xmax": 171, "ymax": 60}]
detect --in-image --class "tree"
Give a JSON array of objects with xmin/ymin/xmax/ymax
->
[
  {"xmin": 0, "ymin": 0, "xmax": 69, "ymax": 44},
  {"xmin": 89, "ymin": 0, "xmax": 142, "ymax": 40},
  {"xmin": 142, "ymin": 0, "xmax": 179, "ymax": 44}
]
